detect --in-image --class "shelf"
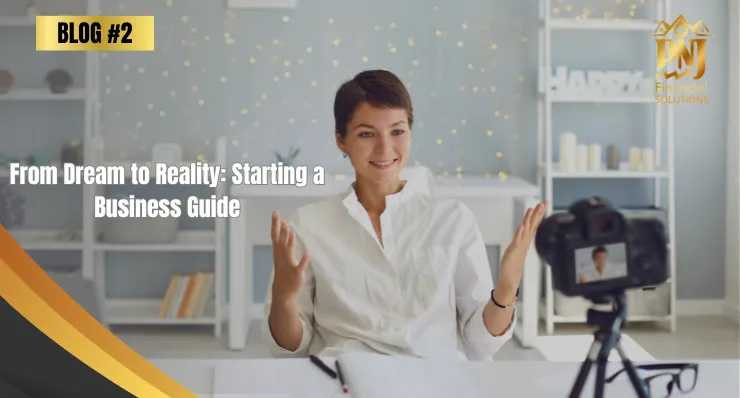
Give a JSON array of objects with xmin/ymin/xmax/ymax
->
[
  {"xmin": 544, "ymin": 17, "xmax": 658, "ymax": 31},
  {"xmin": 540, "ymin": 93, "xmax": 655, "ymax": 103},
  {"xmin": 0, "ymin": 88, "xmax": 87, "ymax": 101},
  {"xmin": 94, "ymin": 230, "xmax": 216, "ymax": 252},
  {"xmin": 106, "ymin": 299, "xmax": 217, "ymax": 326},
  {"xmin": 541, "ymin": 302, "xmax": 672, "ymax": 323},
  {"xmin": 8, "ymin": 229, "xmax": 83, "ymax": 251},
  {"xmin": 0, "ymin": 16, "xmax": 36, "ymax": 27},
  {"xmin": 539, "ymin": 163, "xmax": 669, "ymax": 179}
]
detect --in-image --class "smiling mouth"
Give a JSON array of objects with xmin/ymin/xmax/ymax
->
[{"xmin": 369, "ymin": 159, "xmax": 398, "ymax": 169}]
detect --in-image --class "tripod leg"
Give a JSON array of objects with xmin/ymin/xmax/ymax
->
[
  {"xmin": 594, "ymin": 355, "xmax": 608, "ymax": 398},
  {"xmin": 568, "ymin": 339, "xmax": 600, "ymax": 398},
  {"xmin": 614, "ymin": 343, "xmax": 650, "ymax": 398}
]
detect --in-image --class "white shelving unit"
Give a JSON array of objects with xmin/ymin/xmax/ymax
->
[
  {"xmin": 1, "ymin": 1, "xmax": 227, "ymax": 338},
  {"xmin": 0, "ymin": 2, "xmax": 96, "ymax": 263},
  {"xmin": 89, "ymin": 137, "xmax": 229, "ymax": 337},
  {"xmin": 536, "ymin": 0, "xmax": 677, "ymax": 334}
]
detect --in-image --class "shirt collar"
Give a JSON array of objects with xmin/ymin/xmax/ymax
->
[{"xmin": 341, "ymin": 177, "xmax": 417, "ymax": 213}]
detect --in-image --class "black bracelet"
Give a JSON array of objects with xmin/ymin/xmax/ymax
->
[{"xmin": 491, "ymin": 288, "xmax": 519, "ymax": 309}]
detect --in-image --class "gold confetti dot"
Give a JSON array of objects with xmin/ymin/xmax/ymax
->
[
  {"xmin": 490, "ymin": 44, "xmax": 498, "ymax": 50},
  {"xmin": 137, "ymin": 121, "xmax": 143, "ymax": 128},
  {"xmin": 518, "ymin": 75, "xmax": 525, "ymax": 82},
  {"xmin": 230, "ymin": 120, "xmax": 236, "ymax": 127},
  {"xmin": 181, "ymin": 16, "xmax": 188, "ymax": 23},
  {"xmin": 496, "ymin": 152, "xmax": 503, "ymax": 158},
  {"xmin": 191, "ymin": 27, "xmax": 197, "ymax": 33},
  {"xmin": 431, "ymin": 92, "xmax": 437, "ymax": 98},
  {"xmin": 198, "ymin": 100, "xmax": 204, "ymax": 105},
  {"xmin": 241, "ymin": 108, "xmax": 248, "ymax": 115},
  {"xmin": 138, "ymin": 67, "xmax": 145, "ymax": 73},
  {"xmin": 147, "ymin": 104, "xmax": 154, "ymax": 110},
  {"xmin": 306, "ymin": 47, "xmax": 313, "ymax": 53},
  {"xmin": 288, "ymin": 117, "xmax": 295, "ymax": 124},
  {"xmin": 415, "ymin": 161, "xmax": 421, "ymax": 166},
  {"xmin": 412, "ymin": 60, "xmax": 419, "ymax": 66},
  {"xmin": 438, "ymin": 161, "xmax": 444, "ymax": 166},
  {"xmin": 462, "ymin": 23, "xmax": 468, "ymax": 29},
  {"xmin": 433, "ymin": 5, "xmax": 439, "ymax": 11},
  {"xmin": 436, "ymin": 139, "xmax": 443, "ymax": 144},
  {"xmin": 456, "ymin": 166, "xmax": 463, "ymax": 172},
  {"xmin": 332, "ymin": 60, "xmax": 339, "ymax": 67},
  {"xmin": 233, "ymin": 140, "xmax": 240, "ymax": 146},
  {"xmin": 284, "ymin": 72, "xmax": 291, "ymax": 78},
  {"xmin": 297, "ymin": 59, "xmax": 304, "ymax": 65},
  {"xmin": 494, "ymin": 111, "xmax": 500, "ymax": 117},
  {"xmin": 160, "ymin": 111, "xmax": 166, "ymax": 117},
  {"xmin": 197, "ymin": 154, "xmax": 205, "ymax": 161},
  {"xmin": 311, "ymin": 81, "xmax": 317, "ymax": 87},
  {"xmin": 498, "ymin": 172, "xmax": 508, "ymax": 181},
  {"xmin": 273, "ymin": 76, "xmax": 280, "ymax": 82},
  {"xmin": 184, "ymin": 60, "xmax": 191, "ymax": 67},
  {"xmin": 171, "ymin": 91, "xmax": 177, "ymax": 97},
  {"xmin": 253, "ymin": 121, "xmax": 260, "ymax": 127},
  {"xmin": 105, "ymin": 75, "xmax": 111, "ymax": 82},
  {"xmin": 390, "ymin": 22, "xmax": 396, "ymax": 28},
  {"xmin": 220, "ymin": 76, "xmax": 227, "ymax": 83},
  {"xmin": 125, "ymin": 84, "xmax": 131, "ymax": 90},
  {"xmin": 104, "ymin": 87, "xmax": 111, "ymax": 94},
  {"xmin": 123, "ymin": 64, "xmax": 129, "ymax": 70},
  {"xmin": 435, "ymin": 30, "xmax": 442, "ymax": 36},
  {"xmin": 468, "ymin": 64, "xmax": 473, "ymax": 69},
  {"xmin": 205, "ymin": 35, "xmax": 210, "ymax": 41},
  {"xmin": 457, "ymin": 41, "xmax": 463, "ymax": 47},
  {"xmin": 204, "ymin": 139, "xmax": 211, "ymax": 146},
  {"xmin": 459, "ymin": 86, "xmax": 465, "ymax": 92},
  {"xmin": 461, "ymin": 120, "xmax": 467, "ymax": 126},
  {"xmin": 284, "ymin": 60, "xmax": 291, "ymax": 67},
  {"xmin": 256, "ymin": 44, "xmax": 263, "ymax": 51},
  {"xmin": 491, "ymin": 86, "xmax": 497, "ymax": 92},
  {"xmin": 328, "ymin": 18, "xmax": 334, "ymax": 24},
  {"xmin": 504, "ymin": 114, "xmax": 510, "ymax": 120},
  {"xmin": 374, "ymin": 25, "xmax": 381, "ymax": 31},
  {"xmin": 362, "ymin": 56, "xmax": 369, "ymax": 63},
  {"xmin": 166, "ymin": 0, "xmax": 172, "ymax": 5},
  {"xmin": 451, "ymin": 129, "xmax": 457, "ymax": 134},
  {"xmin": 162, "ymin": 71, "xmax": 169, "ymax": 77},
  {"xmin": 282, "ymin": 16, "xmax": 289, "ymax": 22},
  {"xmin": 332, "ymin": 38, "xmax": 341, "ymax": 46},
  {"xmin": 389, "ymin": 47, "xmax": 397, "ymax": 53},
  {"xmin": 487, "ymin": 130, "xmax": 493, "ymax": 136},
  {"xmin": 249, "ymin": 57, "xmax": 256, "ymax": 64},
  {"xmin": 261, "ymin": 94, "xmax": 267, "ymax": 100},
  {"xmin": 407, "ymin": 37, "xmax": 414, "ymax": 46},
  {"xmin": 311, "ymin": 119, "xmax": 317, "ymax": 124},
  {"xmin": 473, "ymin": 87, "xmax": 479, "ymax": 93}
]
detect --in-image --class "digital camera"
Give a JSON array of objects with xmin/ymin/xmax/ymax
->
[{"xmin": 534, "ymin": 197, "xmax": 670, "ymax": 301}]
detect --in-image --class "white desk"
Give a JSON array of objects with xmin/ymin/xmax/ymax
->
[
  {"xmin": 151, "ymin": 357, "xmax": 740, "ymax": 397},
  {"xmin": 228, "ymin": 174, "xmax": 541, "ymax": 351}
]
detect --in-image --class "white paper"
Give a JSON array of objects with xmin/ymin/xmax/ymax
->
[{"xmin": 336, "ymin": 352, "xmax": 485, "ymax": 398}]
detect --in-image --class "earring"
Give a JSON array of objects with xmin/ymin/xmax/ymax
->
[{"xmin": 343, "ymin": 152, "xmax": 348, "ymax": 158}]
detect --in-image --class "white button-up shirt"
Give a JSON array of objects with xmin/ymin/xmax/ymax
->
[{"xmin": 261, "ymin": 176, "xmax": 516, "ymax": 360}]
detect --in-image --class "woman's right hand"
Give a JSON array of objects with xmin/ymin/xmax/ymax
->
[{"xmin": 270, "ymin": 211, "xmax": 310, "ymax": 305}]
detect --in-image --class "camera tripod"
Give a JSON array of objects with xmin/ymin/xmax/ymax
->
[{"xmin": 568, "ymin": 291, "xmax": 650, "ymax": 398}]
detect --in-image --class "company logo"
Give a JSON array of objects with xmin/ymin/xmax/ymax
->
[{"xmin": 651, "ymin": 15, "xmax": 711, "ymax": 104}]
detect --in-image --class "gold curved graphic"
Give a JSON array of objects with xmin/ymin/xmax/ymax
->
[{"xmin": 0, "ymin": 225, "xmax": 198, "ymax": 398}]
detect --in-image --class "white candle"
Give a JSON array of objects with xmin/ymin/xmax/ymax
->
[
  {"xmin": 641, "ymin": 148, "xmax": 655, "ymax": 171},
  {"xmin": 587, "ymin": 144, "xmax": 602, "ymax": 171},
  {"xmin": 558, "ymin": 132, "xmax": 577, "ymax": 172},
  {"xmin": 576, "ymin": 144, "xmax": 588, "ymax": 172},
  {"xmin": 628, "ymin": 147, "xmax": 642, "ymax": 171}
]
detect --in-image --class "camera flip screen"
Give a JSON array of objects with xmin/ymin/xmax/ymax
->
[{"xmin": 575, "ymin": 243, "xmax": 628, "ymax": 284}]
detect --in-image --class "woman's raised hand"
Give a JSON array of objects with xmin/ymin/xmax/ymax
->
[{"xmin": 270, "ymin": 211, "xmax": 310, "ymax": 304}]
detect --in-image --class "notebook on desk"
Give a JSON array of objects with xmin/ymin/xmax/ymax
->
[{"xmin": 336, "ymin": 352, "xmax": 486, "ymax": 398}]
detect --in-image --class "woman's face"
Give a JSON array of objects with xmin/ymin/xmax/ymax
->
[{"xmin": 337, "ymin": 101, "xmax": 411, "ymax": 184}]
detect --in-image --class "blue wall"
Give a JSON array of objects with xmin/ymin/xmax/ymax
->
[{"xmin": 0, "ymin": 0, "xmax": 729, "ymax": 300}]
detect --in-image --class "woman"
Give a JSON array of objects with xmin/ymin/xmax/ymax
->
[{"xmin": 262, "ymin": 69, "xmax": 547, "ymax": 360}]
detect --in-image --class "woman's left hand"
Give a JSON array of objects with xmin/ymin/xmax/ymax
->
[{"xmin": 497, "ymin": 202, "xmax": 548, "ymax": 295}]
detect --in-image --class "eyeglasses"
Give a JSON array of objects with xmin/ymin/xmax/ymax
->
[{"xmin": 606, "ymin": 363, "xmax": 699, "ymax": 398}]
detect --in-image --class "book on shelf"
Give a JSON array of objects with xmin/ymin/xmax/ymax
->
[{"xmin": 158, "ymin": 271, "xmax": 214, "ymax": 319}]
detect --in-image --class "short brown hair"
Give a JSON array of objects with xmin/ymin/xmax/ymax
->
[{"xmin": 333, "ymin": 69, "xmax": 414, "ymax": 139}]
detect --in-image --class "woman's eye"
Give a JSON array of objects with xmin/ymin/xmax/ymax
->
[
  {"xmin": 393, "ymin": 129, "xmax": 406, "ymax": 135},
  {"xmin": 359, "ymin": 132, "xmax": 373, "ymax": 137}
]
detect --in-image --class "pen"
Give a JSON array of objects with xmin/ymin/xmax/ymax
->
[
  {"xmin": 335, "ymin": 360, "xmax": 349, "ymax": 394},
  {"xmin": 309, "ymin": 355, "xmax": 337, "ymax": 379}
]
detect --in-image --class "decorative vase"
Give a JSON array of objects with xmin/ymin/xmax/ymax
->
[
  {"xmin": 45, "ymin": 69, "xmax": 73, "ymax": 94},
  {"xmin": 61, "ymin": 141, "xmax": 84, "ymax": 166},
  {"xmin": 0, "ymin": 70, "xmax": 14, "ymax": 94}
]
